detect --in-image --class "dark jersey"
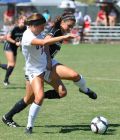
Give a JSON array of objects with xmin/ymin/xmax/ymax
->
[
  {"xmin": 9, "ymin": 26, "xmax": 27, "ymax": 44},
  {"xmin": 47, "ymin": 27, "xmax": 63, "ymax": 58},
  {"xmin": 4, "ymin": 26, "xmax": 27, "ymax": 56}
]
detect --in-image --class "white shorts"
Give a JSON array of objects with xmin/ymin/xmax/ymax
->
[
  {"xmin": 25, "ymin": 59, "xmax": 59, "ymax": 83},
  {"xmin": 44, "ymin": 59, "xmax": 58, "ymax": 82},
  {"xmin": 28, "ymin": 72, "xmax": 44, "ymax": 84}
]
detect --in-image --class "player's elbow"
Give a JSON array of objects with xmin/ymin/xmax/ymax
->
[{"xmin": 42, "ymin": 39, "xmax": 51, "ymax": 46}]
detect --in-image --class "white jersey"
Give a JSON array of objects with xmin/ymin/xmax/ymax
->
[{"xmin": 22, "ymin": 28, "xmax": 47, "ymax": 78}]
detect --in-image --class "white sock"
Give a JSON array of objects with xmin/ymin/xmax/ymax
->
[
  {"xmin": 74, "ymin": 75, "xmax": 88, "ymax": 93},
  {"xmin": 27, "ymin": 102, "xmax": 40, "ymax": 128}
]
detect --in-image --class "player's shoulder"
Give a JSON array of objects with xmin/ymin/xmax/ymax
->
[
  {"xmin": 12, "ymin": 26, "xmax": 19, "ymax": 30},
  {"xmin": 49, "ymin": 27, "xmax": 62, "ymax": 36},
  {"xmin": 50, "ymin": 27, "xmax": 61, "ymax": 33}
]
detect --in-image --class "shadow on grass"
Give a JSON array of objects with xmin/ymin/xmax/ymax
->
[
  {"xmin": 34, "ymin": 123, "xmax": 120, "ymax": 135},
  {"xmin": 105, "ymin": 123, "xmax": 120, "ymax": 135},
  {"xmin": 35, "ymin": 124, "xmax": 90, "ymax": 134},
  {"xmin": 2, "ymin": 86, "xmax": 25, "ymax": 89}
]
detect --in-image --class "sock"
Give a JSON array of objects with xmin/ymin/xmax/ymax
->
[
  {"xmin": 44, "ymin": 90, "xmax": 61, "ymax": 99},
  {"xmin": 5, "ymin": 98, "xmax": 27, "ymax": 120},
  {"xmin": 27, "ymin": 102, "xmax": 40, "ymax": 128},
  {"xmin": 0, "ymin": 64, "xmax": 7, "ymax": 70},
  {"xmin": 74, "ymin": 75, "xmax": 88, "ymax": 93},
  {"xmin": 4, "ymin": 66, "xmax": 14, "ymax": 82}
]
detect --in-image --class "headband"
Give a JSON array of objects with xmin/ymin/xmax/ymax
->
[
  {"xmin": 27, "ymin": 17, "xmax": 46, "ymax": 26},
  {"xmin": 62, "ymin": 15, "xmax": 76, "ymax": 21}
]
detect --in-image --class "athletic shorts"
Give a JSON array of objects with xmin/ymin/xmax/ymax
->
[
  {"xmin": 52, "ymin": 59, "xmax": 59, "ymax": 66},
  {"xmin": 25, "ymin": 70, "xmax": 51, "ymax": 83},
  {"xmin": 24, "ymin": 59, "xmax": 59, "ymax": 83},
  {"xmin": 4, "ymin": 42, "xmax": 17, "ymax": 56}
]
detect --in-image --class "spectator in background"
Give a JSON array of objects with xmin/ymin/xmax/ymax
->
[
  {"xmin": 108, "ymin": 8, "xmax": 117, "ymax": 26},
  {"xmin": 74, "ymin": 9, "xmax": 84, "ymax": 26},
  {"xmin": 83, "ymin": 14, "xmax": 92, "ymax": 33},
  {"xmin": 42, "ymin": 9, "xmax": 51, "ymax": 22},
  {"xmin": 3, "ymin": 4, "xmax": 15, "ymax": 25},
  {"xmin": 95, "ymin": 5, "xmax": 107, "ymax": 26}
]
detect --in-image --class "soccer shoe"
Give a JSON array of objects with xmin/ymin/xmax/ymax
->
[
  {"xmin": 2, "ymin": 115, "xmax": 20, "ymax": 127},
  {"xmin": 3, "ymin": 81, "xmax": 10, "ymax": 86},
  {"xmin": 79, "ymin": 88, "xmax": 97, "ymax": 100},
  {"xmin": 25, "ymin": 127, "xmax": 33, "ymax": 134}
]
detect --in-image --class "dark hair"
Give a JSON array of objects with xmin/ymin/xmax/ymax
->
[
  {"xmin": 52, "ymin": 12, "xmax": 76, "ymax": 28},
  {"xmin": 25, "ymin": 13, "xmax": 46, "ymax": 26}
]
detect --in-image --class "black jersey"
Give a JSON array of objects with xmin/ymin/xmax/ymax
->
[
  {"xmin": 47, "ymin": 27, "xmax": 63, "ymax": 58},
  {"xmin": 10, "ymin": 26, "xmax": 27, "ymax": 44},
  {"xmin": 4, "ymin": 26, "xmax": 27, "ymax": 56}
]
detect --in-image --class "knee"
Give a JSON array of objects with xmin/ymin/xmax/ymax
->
[
  {"xmin": 24, "ymin": 95, "xmax": 34, "ymax": 105},
  {"xmin": 59, "ymin": 90, "xmax": 67, "ymax": 98},
  {"xmin": 71, "ymin": 72, "xmax": 80, "ymax": 81},
  {"xmin": 34, "ymin": 94, "xmax": 44, "ymax": 105}
]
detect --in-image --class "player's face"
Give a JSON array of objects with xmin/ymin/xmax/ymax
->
[
  {"xmin": 61, "ymin": 20, "xmax": 75, "ymax": 33},
  {"xmin": 18, "ymin": 16, "xmax": 26, "ymax": 27},
  {"xmin": 31, "ymin": 24, "xmax": 45, "ymax": 35}
]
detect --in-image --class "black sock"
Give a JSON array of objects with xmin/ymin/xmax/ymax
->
[
  {"xmin": 0, "ymin": 64, "xmax": 7, "ymax": 70},
  {"xmin": 44, "ymin": 90, "xmax": 61, "ymax": 99},
  {"xmin": 5, "ymin": 98, "xmax": 27, "ymax": 120},
  {"xmin": 4, "ymin": 66, "xmax": 14, "ymax": 82}
]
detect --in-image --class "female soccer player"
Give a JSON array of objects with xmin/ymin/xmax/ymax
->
[
  {"xmin": 2, "ymin": 13, "xmax": 75, "ymax": 134},
  {"xmin": 43, "ymin": 12, "xmax": 97, "ymax": 100},
  {"xmin": 0, "ymin": 15, "xmax": 27, "ymax": 86},
  {"xmin": 2, "ymin": 12, "xmax": 97, "ymax": 132}
]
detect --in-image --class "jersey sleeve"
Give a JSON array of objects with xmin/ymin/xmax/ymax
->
[
  {"xmin": 47, "ymin": 28, "xmax": 62, "ymax": 37},
  {"xmin": 7, "ymin": 26, "xmax": 16, "ymax": 36},
  {"xmin": 22, "ymin": 29, "xmax": 36, "ymax": 46}
]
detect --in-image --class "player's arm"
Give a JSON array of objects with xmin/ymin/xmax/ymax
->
[
  {"xmin": 6, "ymin": 33, "xmax": 16, "ymax": 44},
  {"xmin": 31, "ymin": 34, "xmax": 76, "ymax": 46}
]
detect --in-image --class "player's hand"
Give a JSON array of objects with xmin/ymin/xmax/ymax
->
[
  {"xmin": 16, "ymin": 41, "xmax": 21, "ymax": 47},
  {"xmin": 64, "ymin": 33, "xmax": 77, "ymax": 40}
]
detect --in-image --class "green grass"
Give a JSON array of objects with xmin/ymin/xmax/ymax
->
[{"xmin": 0, "ymin": 43, "xmax": 120, "ymax": 140}]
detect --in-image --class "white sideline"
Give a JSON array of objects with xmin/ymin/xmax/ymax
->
[{"xmin": 85, "ymin": 77, "xmax": 120, "ymax": 82}]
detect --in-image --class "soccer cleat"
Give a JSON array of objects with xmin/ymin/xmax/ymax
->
[
  {"xmin": 2, "ymin": 115, "xmax": 20, "ymax": 127},
  {"xmin": 79, "ymin": 88, "xmax": 97, "ymax": 100},
  {"xmin": 25, "ymin": 127, "xmax": 33, "ymax": 134},
  {"xmin": 3, "ymin": 81, "xmax": 10, "ymax": 86}
]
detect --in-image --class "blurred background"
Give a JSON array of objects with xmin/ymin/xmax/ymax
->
[{"xmin": 0, "ymin": 0, "xmax": 120, "ymax": 43}]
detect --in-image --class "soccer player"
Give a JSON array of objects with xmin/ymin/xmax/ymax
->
[
  {"xmin": 43, "ymin": 12, "xmax": 97, "ymax": 100},
  {"xmin": 2, "ymin": 12, "xmax": 97, "ymax": 132},
  {"xmin": 0, "ymin": 15, "xmax": 27, "ymax": 86},
  {"xmin": 2, "ymin": 13, "xmax": 76, "ymax": 134}
]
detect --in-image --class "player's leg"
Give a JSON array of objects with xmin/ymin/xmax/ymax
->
[
  {"xmin": 25, "ymin": 74, "xmax": 44, "ymax": 134},
  {"xmin": 0, "ymin": 62, "xmax": 7, "ymax": 70},
  {"xmin": 2, "ymin": 80, "xmax": 34, "ymax": 127},
  {"xmin": 3, "ymin": 51, "xmax": 16, "ymax": 85},
  {"xmin": 54, "ymin": 64, "xmax": 97, "ymax": 99},
  {"xmin": 45, "ymin": 79, "xmax": 67, "ymax": 99},
  {"xmin": 0, "ymin": 44, "xmax": 7, "ymax": 70},
  {"xmin": 44, "ymin": 64, "xmax": 67, "ymax": 99}
]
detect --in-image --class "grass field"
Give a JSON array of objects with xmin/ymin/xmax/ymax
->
[{"xmin": 0, "ymin": 43, "xmax": 120, "ymax": 140}]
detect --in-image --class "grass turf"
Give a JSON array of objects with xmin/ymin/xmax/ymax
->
[{"xmin": 0, "ymin": 43, "xmax": 120, "ymax": 140}]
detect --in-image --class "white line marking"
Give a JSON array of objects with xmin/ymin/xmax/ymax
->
[{"xmin": 85, "ymin": 77, "xmax": 120, "ymax": 82}]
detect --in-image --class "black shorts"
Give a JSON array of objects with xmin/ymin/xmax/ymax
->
[{"xmin": 4, "ymin": 42, "xmax": 17, "ymax": 56}]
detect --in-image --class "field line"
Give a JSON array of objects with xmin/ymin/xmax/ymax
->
[{"xmin": 85, "ymin": 77, "xmax": 120, "ymax": 82}]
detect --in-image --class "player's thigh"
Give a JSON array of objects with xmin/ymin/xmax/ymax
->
[
  {"xmin": 48, "ymin": 76, "xmax": 67, "ymax": 94},
  {"xmin": 24, "ymin": 80, "xmax": 34, "ymax": 104},
  {"xmin": 4, "ymin": 51, "xmax": 16, "ymax": 65},
  {"xmin": 31, "ymin": 75, "xmax": 44, "ymax": 103},
  {"xmin": 53, "ymin": 64, "xmax": 79, "ymax": 80}
]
